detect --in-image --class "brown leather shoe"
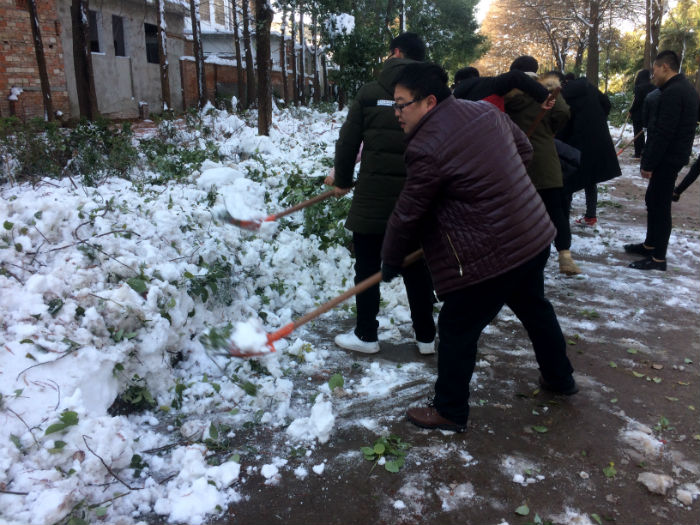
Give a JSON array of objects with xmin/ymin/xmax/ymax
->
[{"xmin": 406, "ymin": 406, "xmax": 466, "ymax": 432}]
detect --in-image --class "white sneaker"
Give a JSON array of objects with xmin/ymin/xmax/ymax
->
[
  {"xmin": 416, "ymin": 340, "xmax": 436, "ymax": 355},
  {"xmin": 334, "ymin": 331, "xmax": 380, "ymax": 354}
]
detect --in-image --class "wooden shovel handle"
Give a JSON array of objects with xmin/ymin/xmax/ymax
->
[
  {"xmin": 266, "ymin": 249, "xmax": 425, "ymax": 345},
  {"xmin": 265, "ymin": 189, "xmax": 337, "ymax": 222},
  {"xmin": 525, "ymin": 86, "xmax": 561, "ymax": 138}
]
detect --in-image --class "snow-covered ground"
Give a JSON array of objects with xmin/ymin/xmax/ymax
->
[{"xmin": 1, "ymin": 103, "xmax": 698, "ymax": 524}]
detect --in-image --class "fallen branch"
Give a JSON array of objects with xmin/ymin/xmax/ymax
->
[
  {"xmin": 83, "ymin": 435, "xmax": 141, "ymax": 491},
  {"xmin": 5, "ymin": 406, "xmax": 40, "ymax": 447},
  {"xmin": 16, "ymin": 349, "xmax": 77, "ymax": 382},
  {"xmin": 0, "ymin": 489, "xmax": 29, "ymax": 496}
]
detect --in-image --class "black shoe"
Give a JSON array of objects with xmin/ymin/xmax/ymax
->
[
  {"xmin": 623, "ymin": 243, "xmax": 654, "ymax": 256},
  {"xmin": 629, "ymin": 258, "xmax": 666, "ymax": 271},
  {"xmin": 539, "ymin": 376, "xmax": 579, "ymax": 396}
]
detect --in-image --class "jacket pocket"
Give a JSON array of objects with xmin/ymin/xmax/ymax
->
[{"xmin": 444, "ymin": 232, "xmax": 464, "ymax": 277}]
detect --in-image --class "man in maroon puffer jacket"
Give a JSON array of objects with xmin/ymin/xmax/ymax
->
[{"xmin": 381, "ymin": 63, "xmax": 578, "ymax": 432}]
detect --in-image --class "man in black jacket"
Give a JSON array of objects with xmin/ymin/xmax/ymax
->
[
  {"xmin": 325, "ymin": 33, "xmax": 436, "ymax": 355},
  {"xmin": 625, "ymin": 50, "xmax": 700, "ymax": 271}
]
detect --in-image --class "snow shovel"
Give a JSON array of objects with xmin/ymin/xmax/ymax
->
[
  {"xmin": 616, "ymin": 130, "xmax": 644, "ymax": 157},
  {"xmin": 228, "ymin": 249, "xmax": 425, "ymax": 357},
  {"xmin": 222, "ymin": 189, "xmax": 337, "ymax": 231}
]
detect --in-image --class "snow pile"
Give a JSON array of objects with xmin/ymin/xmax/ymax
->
[
  {"xmin": 326, "ymin": 13, "xmax": 355, "ymax": 37},
  {"xmin": 0, "ymin": 103, "xmax": 354, "ymax": 524},
  {"xmin": 637, "ymin": 471, "xmax": 674, "ymax": 495}
]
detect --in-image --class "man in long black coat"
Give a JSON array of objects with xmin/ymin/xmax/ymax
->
[
  {"xmin": 625, "ymin": 50, "xmax": 700, "ymax": 271},
  {"xmin": 555, "ymin": 74, "xmax": 621, "ymax": 227}
]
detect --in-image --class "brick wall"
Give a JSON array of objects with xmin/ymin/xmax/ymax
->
[{"xmin": 0, "ymin": 0, "xmax": 70, "ymax": 120}]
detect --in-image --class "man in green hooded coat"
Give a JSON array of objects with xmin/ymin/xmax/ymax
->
[{"xmin": 325, "ymin": 32, "xmax": 436, "ymax": 355}]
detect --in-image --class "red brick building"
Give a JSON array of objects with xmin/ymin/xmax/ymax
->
[{"xmin": 0, "ymin": 0, "xmax": 70, "ymax": 120}]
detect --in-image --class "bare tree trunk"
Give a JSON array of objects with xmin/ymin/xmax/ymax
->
[
  {"xmin": 255, "ymin": 0, "xmax": 273, "ymax": 135},
  {"xmin": 585, "ymin": 0, "xmax": 600, "ymax": 86},
  {"xmin": 321, "ymin": 53, "xmax": 328, "ymax": 102},
  {"xmin": 280, "ymin": 7, "xmax": 289, "ymax": 104},
  {"xmin": 232, "ymin": 0, "xmax": 245, "ymax": 104},
  {"xmin": 156, "ymin": 0, "xmax": 171, "ymax": 111},
  {"xmin": 297, "ymin": 0, "xmax": 306, "ymax": 105},
  {"xmin": 400, "ymin": 0, "xmax": 405, "ymax": 32},
  {"xmin": 242, "ymin": 0, "xmax": 256, "ymax": 108},
  {"xmin": 189, "ymin": 0, "xmax": 206, "ymax": 108},
  {"xmin": 27, "ymin": 0, "xmax": 54, "ymax": 121},
  {"xmin": 644, "ymin": 0, "xmax": 665, "ymax": 68},
  {"xmin": 290, "ymin": 6, "xmax": 298, "ymax": 106},
  {"xmin": 312, "ymin": 12, "xmax": 320, "ymax": 104},
  {"xmin": 71, "ymin": 0, "xmax": 98, "ymax": 120}
]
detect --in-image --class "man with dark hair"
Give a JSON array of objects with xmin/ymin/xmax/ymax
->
[
  {"xmin": 510, "ymin": 55, "xmax": 539, "ymax": 74},
  {"xmin": 624, "ymin": 50, "xmax": 700, "ymax": 270},
  {"xmin": 383, "ymin": 62, "xmax": 577, "ymax": 432},
  {"xmin": 389, "ymin": 32, "xmax": 426, "ymax": 62},
  {"xmin": 325, "ymin": 33, "xmax": 436, "ymax": 355},
  {"xmin": 454, "ymin": 66, "xmax": 479, "ymax": 84}
]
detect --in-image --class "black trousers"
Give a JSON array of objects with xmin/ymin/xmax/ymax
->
[
  {"xmin": 538, "ymin": 188, "xmax": 571, "ymax": 251},
  {"xmin": 644, "ymin": 163, "xmax": 681, "ymax": 260},
  {"xmin": 433, "ymin": 247, "xmax": 575, "ymax": 424},
  {"xmin": 352, "ymin": 232, "xmax": 436, "ymax": 343},
  {"xmin": 632, "ymin": 118, "xmax": 646, "ymax": 157}
]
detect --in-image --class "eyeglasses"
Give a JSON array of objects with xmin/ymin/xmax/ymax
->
[{"xmin": 393, "ymin": 98, "xmax": 422, "ymax": 112}]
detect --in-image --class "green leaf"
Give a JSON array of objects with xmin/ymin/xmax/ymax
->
[
  {"xmin": 514, "ymin": 504, "xmax": 530, "ymax": 516},
  {"xmin": 603, "ymin": 462, "xmax": 617, "ymax": 478},
  {"xmin": 684, "ymin": 358, "xmax": 693, "ymax": 364},
  {"xmin": 626, "ymin": 348, "xmax": 638, "ymax": 354},
  {"xmin": 34, "ymin": 210, "xmax": 43, "ymax": 220},
  {"xmin": 373, "ymin": 443, "xmax": 386, "ymax": 455},
  {"xmin": 60, "ymin": 410, "xmax": 79, "ymax": 426},
  {"xmin": 3, "ymin": 220, "xmax": 14, "ymax": 230},
  {"xmin": 665, "ymin": 396, "xmax": 678, "ymax": 401},
  {"xmin": 126, "ymin": 277, "xmax": 148, "ymax": 294},
  {"xmin": 328, "ymin": 373, "xmax": 344, "ymax": 391},
  {"xmin": 652, "ymin": 377, "xmax": 662, "ymax": 383},
  {"xmin": 632, "ymin": 371, "xmax": 645, "ymax": 378},
  {"xmin": 94, "ymin": 507, "xmax": 108, "ymax": 517},
  {"xmin": 385, "ymin": 460, "xmax": 400, "ymax": 473},
  {"xmin": 47, "ymin": 298, "xmax": 64, "ymax": 316},
  {"xmin": 10, "ymin": 434, "xmax": 22, "ymax": 450},
  {"xmin": 48, "ymin": 440, "xmax": 67, "ymax": 453},
  {"xmin": 610, "ymin": 398, "xmax": 618, "ymax": 403},
  {"xmin": 609, "ymin": 361, "xmax": 617, "ymax": 368},
  {"xmin": 591, "ymin": 513, "xmax": 602, "ymax": 525},
  {"xmin": 534, "ymin": 514, "xmax": 543, "ymax": 525},
  {"xmin": 360, "ymin": 446, "xmax": 375, "ymax": 456},
  {"xmin": 209, "ymin": 423, "xmax": 219, "ymax": 440},
  {"xmin": 532, "ymin": 425, "xmax": 548, "ymax": 433},
  {"xmin": 45, "ymin": 423, "xmax": 67, "ymax": 435},
  {"xmin": 14, "ymin": 243, "xmax": 23, "ymax": 252}
]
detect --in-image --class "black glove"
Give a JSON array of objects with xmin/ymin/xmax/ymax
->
[
  {"xmin": 381, "ymin": 262, "xmax": 401, "ymax": 282},
  {"xmin": 672, "ymin": 188, "xmax": 680, "ymax": 202}
]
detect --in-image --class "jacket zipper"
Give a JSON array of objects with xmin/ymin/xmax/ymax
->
[{"xmin": 445, "ymin": 233, "xmax": 463, "ymax": 277}]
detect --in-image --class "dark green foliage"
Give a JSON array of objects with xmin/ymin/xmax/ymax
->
[
  {"xmin": 280, "ymin": 167, "xmax": 351, "ymax": 250},
  {"xmin": 607, "ymin": 91, "xmax": 634, "ymax": 127},
  {"xmin": 184, "ymin": 256, "xmax": 234, "ymax": 304}
]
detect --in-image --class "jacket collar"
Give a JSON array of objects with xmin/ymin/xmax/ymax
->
[{"xmin": 659, "ymin": 73, "xmax": 685, "ymax": 91}]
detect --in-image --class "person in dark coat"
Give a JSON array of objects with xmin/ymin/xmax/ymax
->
[
  {"xmin": 630, "ymin": 69, "xmax": 656, "ymax": 158},
  {"xmin": 554, "ymin": 74, "xmax": 621, "ymax": 226},
  {"xmin": 453, "ymin": 66, "xmax": 550, "ymax": 112},
  {"xmin": 673, "ymin": 156, "xmax": 700, "ymax": 201},
  {"xmin": 505, "ymin": 59, "xmax": 581, "ymax": 275},
  {"xmin": 625, "ymin": 50, "xmax": 700, "ymax": 271},
  {"xmin": 381, "ymin": 63, "xmax": 576, "ymax": 432},
  {"xmin": 326, "ymin": 32, "xmax": 436, "ymax": 355}
]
